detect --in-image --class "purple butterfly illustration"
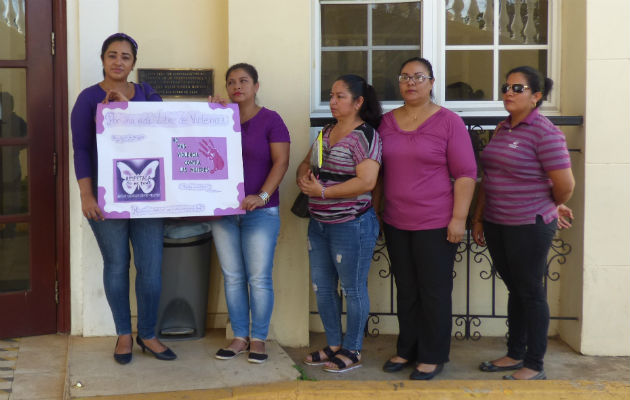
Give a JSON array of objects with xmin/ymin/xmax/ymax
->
[{"xmin": 116, "ymin": 160, "xmax": 159, "ymax": 194}]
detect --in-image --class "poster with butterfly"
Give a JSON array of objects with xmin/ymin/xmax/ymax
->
[{"xmin": 96, "ymin": 101, "xmax": 245, "ymax": 218}]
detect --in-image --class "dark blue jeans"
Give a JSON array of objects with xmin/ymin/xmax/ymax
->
[
  {"xmin": 308, "ymin": 208, "xmax": 379, "ymax": 351},
  {"xmin": 89, "ymin": 218, "xmax": 164, "ymax": 339},
  {"xmin": 483, "ymin": 215, "xmax": 557, "ymax": 371}
]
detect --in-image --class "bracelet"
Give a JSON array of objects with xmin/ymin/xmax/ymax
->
[
  {"xmin": 321, "ymin": 186, "xmax": 326, "ymax": 199},
  {"xmin": 258, "ymin": 191, "xmax": 270, "ymax": 205}
]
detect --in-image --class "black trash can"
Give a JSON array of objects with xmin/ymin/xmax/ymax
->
[{"xmin": 157, "ymin": 231, "xmax": 212, "ymax": 341}]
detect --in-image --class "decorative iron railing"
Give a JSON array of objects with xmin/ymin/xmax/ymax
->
[{"xmin": 309, "ymin": 115, "xmax": 583, "ymax": 340}]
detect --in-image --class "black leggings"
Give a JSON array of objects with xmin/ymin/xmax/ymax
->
[
  {"xmin": 484, "ymin": 216, "xmax": 557, "ymax": 371},
  {"xmin": 384, "ymin": 223, "xmax": 458, "ymax": 364}
]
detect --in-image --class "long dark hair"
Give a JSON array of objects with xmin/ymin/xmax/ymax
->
[
  {"xmin": 335, "ymin": 74, "xmax": 383, "ymax": 128},
  {"xmin": 506, "ymin": 66, "xmax": 553, "ymax": 108}
]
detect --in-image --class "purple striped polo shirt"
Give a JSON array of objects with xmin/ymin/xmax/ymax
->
[
  {"xmin": 480, "ymin": 108, "xmax": 571, "ymax": 225},
  {"xmin": 308, "ymin": 123, "xmax": 382, "ymax": 223}
]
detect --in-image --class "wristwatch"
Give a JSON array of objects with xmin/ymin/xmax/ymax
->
[{"xmin": 258, "ymin": 191, "xmax": 270, "ymax": 205}]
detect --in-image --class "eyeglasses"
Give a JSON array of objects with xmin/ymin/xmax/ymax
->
[
  {"xmin": 398, "ymin": 74, "xmax": 432, "ymax": 84},
  {"xmin": 501, "ymin": 83, "xmax": 530, "ymax": 94}
]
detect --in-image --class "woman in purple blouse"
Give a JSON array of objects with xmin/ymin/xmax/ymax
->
[
  {"xmin": 71, "ymin": 33, "xmax": 176, "ymax": 364},
  {"xmin": 209, "ymin": 63, "xmax": 290, "ymax": 364},
  {"xmin": 375, "ymin": 57, "xmax": 477, "ymax": 380},
  {"xmin": 473, "ymin": 66, "xmax": 575, "ymax": 380}
]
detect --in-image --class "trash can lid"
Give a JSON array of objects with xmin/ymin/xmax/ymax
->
[{"xmin": 163, "ymin": 231, "xmax": 212, "ymax": 247}]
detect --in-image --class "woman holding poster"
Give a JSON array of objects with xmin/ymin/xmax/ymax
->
[
  {"xmin": 297, "ymin": 74, "xmax": 382, "ymax": 373},
  {"xmin": 71, "ymin": 33, "xmax": 176, "ymax": 364},
  {"xmin": 209, "ymin": 63, "xmax": 290, "ymax": 364}
]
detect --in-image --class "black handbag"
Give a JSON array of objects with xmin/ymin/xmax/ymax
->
[{"xmin": 291, "ymin": 192, "xmax": 310, "ymax": 218}]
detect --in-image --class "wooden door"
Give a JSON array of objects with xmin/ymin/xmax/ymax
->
[{"xmin": 0, "ymin": 0, "xmax": 57, "ymax": 338}]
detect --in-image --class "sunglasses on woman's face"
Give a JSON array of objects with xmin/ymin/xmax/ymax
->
[{"xmin": 501, "ymin": 83, "xmax": 530, "ymax": 94}]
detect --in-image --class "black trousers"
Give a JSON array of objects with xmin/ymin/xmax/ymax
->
[
  {"xmin": 383, "ymin": 223, "xmax": 458, "ymax": 364},
  {"xmin": 483, "ymin": 216, "xmax": 557, "ymax": 372}
]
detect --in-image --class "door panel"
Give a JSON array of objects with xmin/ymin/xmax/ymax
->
[{"xmin": 0, "ymin": 0, "xmax": 56, "ymax": 338}]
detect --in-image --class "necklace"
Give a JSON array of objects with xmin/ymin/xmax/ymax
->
[
  {"xmin": 404, "ymin": 102, "xmax": 435, "ymax": 122},
  {"xmin": 404, "ymin": 105, "xmax": 419, "ymax": 121}
]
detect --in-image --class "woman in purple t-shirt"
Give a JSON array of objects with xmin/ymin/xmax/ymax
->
[
  {"xmin": 472, "ymin": 66, "xmax": 575, "ymax": 380},
  {"xmin": 71, "ymin": 33, "xmax": 176, "ymax": 364},
  {"xmin": 209, "ymin": 63, "xmax": 290, "ymax": 364},
  {"xmin": 375, "ymin": 57, "xmax": 477, "ymax": 380}
]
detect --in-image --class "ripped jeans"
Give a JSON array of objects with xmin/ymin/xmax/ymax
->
[{"xmin": 307, "ymin": 208, "xmax": 379, "ymax": 351}]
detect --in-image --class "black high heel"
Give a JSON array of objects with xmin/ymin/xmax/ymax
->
[
  {"xmin": 113, "ymin": 336, "xmax": 132, "ymax": 365},
  {"xmin": 136, "ymin": 336, "xmax": 177, "ymax": 361}
]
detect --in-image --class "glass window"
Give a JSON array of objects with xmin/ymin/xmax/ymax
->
[
  {"xmin": 445, "ymin": 0, "xmax": 550, "ymax": 102},
  {"xmin": 319, "ymin": 1, "xmax": 422, "ymax": 103},
  {"xmin": 0, "ymin": 0, "xmax": 26, "ymax": 60},
  {"xmin": 314, "ymin": 1, "xmax": 553, "ymax": 112}
]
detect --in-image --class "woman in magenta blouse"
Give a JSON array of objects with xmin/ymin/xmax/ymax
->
[
  {"xmin": 376, "ymin": 57, "xmax": 477, "ymax": 380},
  {"xmin": 473, "ymin": 66, "xmax": 575, "ymax": 380}
]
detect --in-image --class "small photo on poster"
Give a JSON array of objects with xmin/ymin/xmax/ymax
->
[{"xmin": 113, "ymin": 158, "xmax": 165, "ymax": 202}]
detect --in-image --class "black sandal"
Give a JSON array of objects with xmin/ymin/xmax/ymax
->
[
  {"xmin": 303, "ymin": 346, "xmax": 337, "ymax": 366},
  {"xmin": 248, "ymin": 339, "xmax": 268, "ymax": 364},
  {"xmin": 215, "ymin": 337, "xmax": 249, "ymax": 360},
  {"xmin": 323, "ymin": 349, "xmax": 362, "ymax": 373}
]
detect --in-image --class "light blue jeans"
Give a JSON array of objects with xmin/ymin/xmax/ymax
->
[
  {"xmin": 308, "ymin": 208, "xmax": 379, "ymax": 351},
  {"xmin": 88, "ymin": 218, "xmax": 164, "ymax": 339},
  {"xmin": 210, "ymin": 207, "xmax": 280, "ymax": 340}
]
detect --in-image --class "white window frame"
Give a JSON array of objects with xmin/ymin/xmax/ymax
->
[{"xmin": 311, "ymin": 0, "xmax": 561, "ymax": 118}]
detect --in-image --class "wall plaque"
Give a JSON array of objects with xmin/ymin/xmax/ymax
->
[{"xmin": 137, "ymin": 69, "xmax": 213, "ymax": 97}]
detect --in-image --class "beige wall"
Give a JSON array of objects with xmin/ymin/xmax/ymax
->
[
  {"xmin": 556, "ymin": 0, "xmax": 586, "ymax": 351},
  {"xmin": 118, "ymin": 0, "xmax": 231, "ymax": 333},
  {"xmin": 119, "ymin": 0, "xmax": 229, "ymax": 100},
  {"xmin": 227, "ymin": 0, "xmax": 312, "ymax": 347},
  {"xmin": 581, "ymin": 0, "xmax": 630, "ymax": 355}
]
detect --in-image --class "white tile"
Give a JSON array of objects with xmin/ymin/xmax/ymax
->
[
  {"xmin": 585, "ymin": 59, "xmax": 630, "ymax": 165},
  {"xmin": 581, "ymin": 266, "xmax": 630, "ymax": 355},
  {"xmin": 587, "ymin": 0, "xmax": 630, "ymax": 60},
  {"xmin": 583, "ymin": 164, "xmax": 630, "ymax": 266}
]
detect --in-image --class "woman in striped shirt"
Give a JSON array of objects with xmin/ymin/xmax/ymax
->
[
  {"xmin": 473, "ymin": 66, "xmax": 575, "ymax": 380},
  {"xmin": 297, "ymin": 74, "xmax": 382, "ymax": 373}
]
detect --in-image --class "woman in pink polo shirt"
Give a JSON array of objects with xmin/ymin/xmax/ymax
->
[
  {"xmin": 376, "ymin": 57, "xmax": 477, "ymax": 380},
  {"xmin": 472, "ymin": 66, "xmax": 575, "ymax": 380}
]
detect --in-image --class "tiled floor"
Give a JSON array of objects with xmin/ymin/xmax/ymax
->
[
  {"xmin": 0, "ymin": 338, "xmax": 19, "ymax": 400},
  {"xmin": 5, "ymin": 330, "xmax": 630, "ymax": 399},
  {"xmin": 7, "ymin": 335, "xmax": 67, "ymax": 400},
  {"xmin": 67, "ymin": 330, "xmax": 298, "ymax": 398}
]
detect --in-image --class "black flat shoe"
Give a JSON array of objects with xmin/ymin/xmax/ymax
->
[
  {"xmin": 113, "ymin": 337, "xmax": 132, "ymax": 365},
  {"xmin": 503, "ymin": 370, "xmax": 546, "ymax": 380},
  {"xmin": 409, "ymin": 363, "xmax": 444, "ymax": 380},
  {"xmin": 248, "ymin": 352, "xmax": 268, "ymax": 364},
  {"xmin": 383, "ymin": 359, "xmax": 410, "ymax": 373},
  {"xmin": 479, "ymin": 360, "xmax": 524, "ymax": 372},
  {"xmin": 215, "ymin": 338, "xmax": 249, "ymax": 360},
  {"xmin": 136, "ymin": 336, "xmax": 177, "ymax": 361}
]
